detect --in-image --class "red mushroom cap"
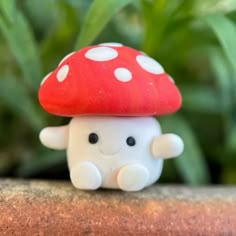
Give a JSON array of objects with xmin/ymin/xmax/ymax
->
[{"xmin": 38, "ymin": 42, "xmax": 182, "ymax": 117}]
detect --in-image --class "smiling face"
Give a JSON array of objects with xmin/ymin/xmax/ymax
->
[{"xmin": 67, "ymin": 116, "xmax": 163, "ymax": 188}]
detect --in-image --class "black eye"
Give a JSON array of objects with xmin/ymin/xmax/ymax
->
[
  {"xmin": 126, "ymin": 136, "xmax": 136, "ymax": 146},
  {"xmin": 88, "ymin": 133, "xmax": 98, "ymax": 144}
]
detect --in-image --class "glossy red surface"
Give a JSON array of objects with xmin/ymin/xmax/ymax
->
[{"xmin": 39, "ymin": 45, "xmax": 182, "ymax": 117}]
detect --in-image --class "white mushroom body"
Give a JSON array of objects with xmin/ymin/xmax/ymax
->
[
  {"xmin": 38, "ymin": 43, "xmax": 184, "ymax": 191},
  {"xmin": 40, "ymin": 116, "xmax": 184, "ymax": 191}
]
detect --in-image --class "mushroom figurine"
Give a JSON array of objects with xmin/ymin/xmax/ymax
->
[{"xmin": 38, "ymin": 42, "xmax": 184, "ymax": 191}]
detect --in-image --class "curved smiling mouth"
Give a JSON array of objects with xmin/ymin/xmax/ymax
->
[{"xmin": 99, "ymin": 148, "xmax": 121, "ymax": 156}]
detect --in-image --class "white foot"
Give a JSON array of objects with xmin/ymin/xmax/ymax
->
[
  {"xmin": 117, "ymin": 164, "xmax": 149, "ymax": 191},
  {"xmin": 70, "ymin": 162, "xmax": 102, "ymax": 190}
]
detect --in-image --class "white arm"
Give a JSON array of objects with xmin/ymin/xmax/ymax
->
[
  {"xmin": 39, "ymin": 125, "xmax": 69, "ymax": 150},
  {"xmin": 151, "ymin": 133, "xmax": 184, "ymax": 159}
]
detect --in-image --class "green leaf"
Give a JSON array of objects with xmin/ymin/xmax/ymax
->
[
  {"xmin": 22, "ymin": 0, "xmax": 58, "ymax": 35},
  {"xmin": 204, "ymin": 15, "xmax": 236, "ymax": 72},
  {"xmin": 207, "ymin": 46, "xmax": 233, "ymax": 112},
  {"xmin": 40, "ymin": 2, "xmax": 80, "ymax": 72},
  {"xmin": 66, "ymin": 0, "xmax": 92, "ymax": 19},
  {"xmin": 0, "ymin": 76, "xmax": 45, "ymax": 131},
  {"xmin": 0, "ymin": 11, "xmax": 42, "ymax": 90},
  {"xmin": 16, "ymin": 150, "xmax": 66, "ymax": 177},
  {"xmin": 160, "ymin": 114, "xmax": 210, "ymax": 184},
  {"xmin": 221, "ymin": 166, "xmax": 236, "ymax": 184},
  {"xmin": 75, "ymin": 0, "xmax": 134, "ymax": 49},
  {"xmin": 226, "ymin": 123, "xmax": 236, "ymax": 154},
  {"xmin": 206, "ymin": 46, "xmax": 236, "ymax": 150},
  {"xmin": 111, "ymin": 4, "xmax": 143, "ymax": 47},
  {"xmin": 194, "ymin": 0, "xmax": 236, "ymax": 15},
  {"xmin": 180, "ymin": 85, "xmax": 221, "ymax": 113},
  {"xmin": 141, "ymin": 0, "xmax": 196, "ymax": 56},
  {"xmin": 0, "ymin": 0, "xmax": 16, "ymax": 23},
  {"xmin": 141, "ymin": 0, "xmax": 170, "ymax": 55}
]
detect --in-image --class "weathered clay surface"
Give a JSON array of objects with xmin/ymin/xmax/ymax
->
[{"xmin": 0, "ymin": 179, "xmax": 235, "ymax": 235}]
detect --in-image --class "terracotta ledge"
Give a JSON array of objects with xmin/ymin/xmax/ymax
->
[{"xmin": 0, "ymin": 179, "xmax": 235, "ymax": 236}]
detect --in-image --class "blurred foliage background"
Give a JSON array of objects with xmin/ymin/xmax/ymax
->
[{"xmin": 0, "ymin": 0, "xmax": 236, "ymax": 185}]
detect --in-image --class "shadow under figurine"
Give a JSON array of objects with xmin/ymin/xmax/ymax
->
[{"xmin": 38, "ymin": 42, "xmax": 184, "ymax": 191}]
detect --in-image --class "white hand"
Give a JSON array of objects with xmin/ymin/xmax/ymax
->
[
  {"xmin": 39, "ymin": 125, "xmax": 69, "ymax": 150},
  {"xmin": 151, "ymin": 133, "xmax": 184, "ymax": 159}
]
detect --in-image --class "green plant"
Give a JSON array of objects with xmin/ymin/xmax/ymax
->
[{"xmin": 0, "ymin": 0, "xmax": 236, "ymax": 184}]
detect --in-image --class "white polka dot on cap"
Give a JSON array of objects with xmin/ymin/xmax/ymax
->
[
  {"xmin": 114, "ymin": 68, "xmax": 132, "ymax": 82},
  {"xmin": 136, "ymin": 55, "xmax": 164, "ymax": 74},
  {"xmin": 56, "ymin": 65, "xmax": 70, "ymax": 82},
  {"xmin": 99, "ymin": 42, "xmax": 123, "ymax": 47},
  {"xmin": 85, "ymin": 47, "xmax": 118, "ymax": 61}
]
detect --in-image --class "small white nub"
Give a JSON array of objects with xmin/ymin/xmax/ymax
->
[
  {"xmin": 85, "ymin": 47, "xmax": 118, "ymax": 61},
  {"xmin": 40, "ymin": 72, "xmax": 52, "ymax": 86},
  {"xmin": 136, "ymin": 55, "xmax": 164, "ymax": 74},
  {"xmin": 114, "ymin": 68, "xmax": 132, "ymax": 82},
  {"xmin": 99, "ymin": 42, "xmax": 123, "ymax": 47},
  {"xmin": 56, "ymin": 65, "xmax": 69, "ymax": 82},
  {"xmin": 59, "ymin": 52, "xmax": 75, "ymax": 65}
]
